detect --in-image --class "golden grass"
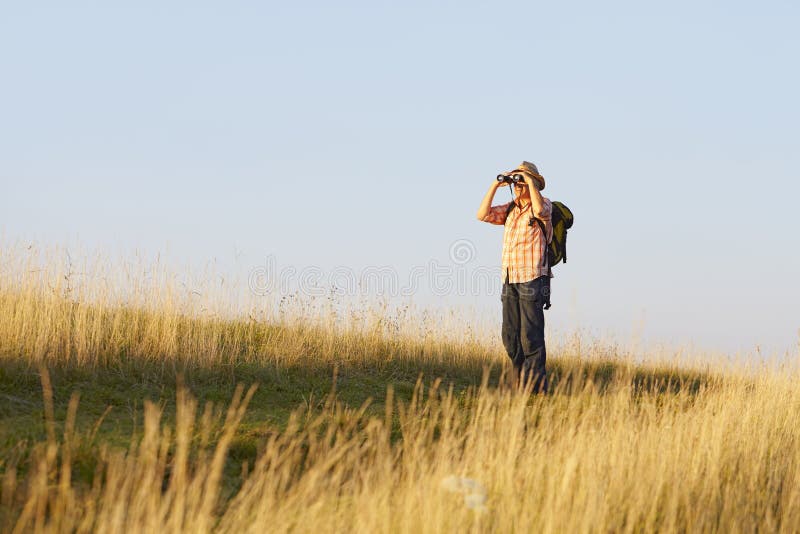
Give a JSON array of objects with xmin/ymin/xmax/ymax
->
[{"xmin": 2, "ymin": 243, "xmax": 800, "ymax": 532}]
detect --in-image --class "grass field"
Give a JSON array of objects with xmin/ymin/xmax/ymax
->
[{"xmin": 1, "ymin": 244, "xmax": 799, "ymax": 533}]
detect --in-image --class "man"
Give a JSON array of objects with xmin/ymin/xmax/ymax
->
[{"xmin": 476, "ymin": 161, "xmax": 553, "ymax": 393}]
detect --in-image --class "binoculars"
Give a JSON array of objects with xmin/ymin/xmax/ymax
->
[{"xmin": 496, "ymin": 173, "xmax": 526, "ymax": 184}]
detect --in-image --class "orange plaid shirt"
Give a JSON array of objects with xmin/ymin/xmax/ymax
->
[{"xmin": 483, "ymin": 198, "xmax": 553, "ymax": 283}]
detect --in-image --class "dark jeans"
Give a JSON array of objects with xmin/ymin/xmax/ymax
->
[{"xmin": 501, "ymin": 274, "xmax": 549, "ymax": 393}]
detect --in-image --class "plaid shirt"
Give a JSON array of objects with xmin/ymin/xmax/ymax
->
[{"xmin": 483, "ymin": 198, "xmax": 553, "ymax": 283}]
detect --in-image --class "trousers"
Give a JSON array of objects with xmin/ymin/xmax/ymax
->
[{"xmin": 501, "ymin": 273, "xmax": 549, "ymax": 393}]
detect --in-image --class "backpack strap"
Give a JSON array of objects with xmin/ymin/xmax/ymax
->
[
  {"xmin": 504, "ymin": 200, "xmax": 518, "ymax": 224},
  {"xmin": 532, "ymin": 217, "xmax": 552, "ymax": 310},
  {"xmin": 533, "ymin": 217, "xmax": 546, "ymax": 240}
]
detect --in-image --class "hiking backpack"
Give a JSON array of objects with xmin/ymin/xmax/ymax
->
[{"xmin": 505, "ymin": 200, "xmax": 574, "ymax": 308}]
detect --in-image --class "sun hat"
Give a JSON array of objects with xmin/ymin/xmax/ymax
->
[{"xmin": 513, "ymin": 161, "xmax": 545, "ymax": 191}]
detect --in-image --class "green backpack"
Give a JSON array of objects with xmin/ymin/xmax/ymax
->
[{"xmin": 543, "ymin": 201, "xmax": 574, "ymax": 269}]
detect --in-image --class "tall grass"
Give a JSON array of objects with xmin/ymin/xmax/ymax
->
[
  {"xmin": 1, "ymin": 243, "xmax": 799, "ymax": 532},
  {"xmin": 0, "ymin": 243, "xmax": 501, "ymax": 370}
]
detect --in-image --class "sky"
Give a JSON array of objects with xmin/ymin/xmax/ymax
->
[{"xmin": 1, "ymin": 1, "xmax": 799, "ymax": 356}]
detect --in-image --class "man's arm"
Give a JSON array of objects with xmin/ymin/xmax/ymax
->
[
  {"xmin": 523, "ymin": 173, "xmax": 546, "ymax": 218},
  {"xmin": 476, "ymin": 180, "xmax": 503, "ymax": 222}
]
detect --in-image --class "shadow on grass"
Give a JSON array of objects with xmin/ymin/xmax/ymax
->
[
  {"xmin": 1, "ymin": 344, "xmax": 722, "ymax": 446},
  {"xmin": 548, "ymin": 356, "xmax": 720, "ymax": 398}
]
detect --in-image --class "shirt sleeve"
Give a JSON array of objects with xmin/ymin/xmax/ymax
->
[
  {"xmin": 536, "ymin": 198, "xmax": 552, "ymax": 221},
  {"xmin": 482, "ymin": 202, "xmax": 511, "ymax": 225}
]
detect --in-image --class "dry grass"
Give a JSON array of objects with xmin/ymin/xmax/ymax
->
[{"xmin": 1, "ymin": 243, "xmax": 799, "ymax": 533}]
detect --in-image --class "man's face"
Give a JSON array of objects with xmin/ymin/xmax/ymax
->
[{"xmin": 513, "ymin": 181, "xmax": 529, "ymax": 196}]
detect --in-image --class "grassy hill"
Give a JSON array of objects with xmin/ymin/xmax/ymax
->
[{"xmin": 1, "ymin": 246, "xmax": 798, "ymax": 532}]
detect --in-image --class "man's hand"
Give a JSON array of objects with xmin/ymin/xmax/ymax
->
[{"xmin": 520, "ymin": 171, "xmax": 540, "ymax": 191}]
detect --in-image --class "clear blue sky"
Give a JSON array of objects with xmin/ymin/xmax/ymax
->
[{"xmin": 1, "ymin": 1, "xmax": 799, "ymax": 354}]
